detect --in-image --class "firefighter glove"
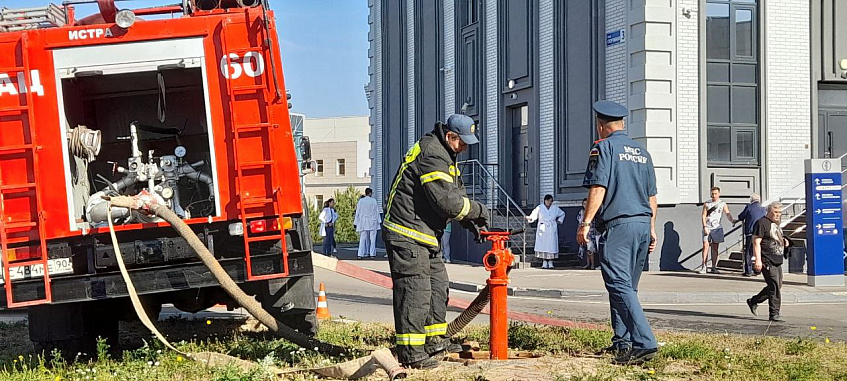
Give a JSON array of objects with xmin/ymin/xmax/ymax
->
[{"xmin": 472, "ymin": 203, "xmax": 489, "ymax": 228}]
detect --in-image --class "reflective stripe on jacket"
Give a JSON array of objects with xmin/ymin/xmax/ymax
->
[{"xmin": 383, "ymin": 128, "xmax": 480, "ymax": 247}]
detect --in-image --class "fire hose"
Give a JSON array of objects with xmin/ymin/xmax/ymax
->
[
  {"xmin": 103, "ymin": 195, "xmax": 555, "ymax": 376},
  {"xmin": 105, "ymin": 196, "xmax": 407, "ymax": 379}
]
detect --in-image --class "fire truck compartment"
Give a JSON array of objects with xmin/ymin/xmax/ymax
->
[{"xmin": 53, "ymin": 39, "xmax": 222, "ymax": 230}]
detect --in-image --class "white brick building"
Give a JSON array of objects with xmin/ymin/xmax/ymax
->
[{"xmin": 368, "ymin": 0, "xmax": 831, "ymax": 269}]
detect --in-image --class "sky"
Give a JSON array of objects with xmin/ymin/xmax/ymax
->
[{"xmin": 11, "ymin": 0, "xmax": 370, "ymax": 118}]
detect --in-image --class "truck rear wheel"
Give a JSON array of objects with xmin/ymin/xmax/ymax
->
[
  {"xmin": 276, "ymin": 311, "xmax": 318, "ymax": 337},
  {"xmin": 29, "ymin": 301, "xmax": 120, "ymax": 360},
  {"xmin": 256, "ymin": 275, "xmax": 319, "ymax": 337}
]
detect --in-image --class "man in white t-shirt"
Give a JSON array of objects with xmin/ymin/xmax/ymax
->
[
  {"xmin": 701, "ymin": 187, "xmax": 737, "ymax": 274},
  {"xmin": 354, "ymin": 188, "xmax": 382, "ymax": 258}
]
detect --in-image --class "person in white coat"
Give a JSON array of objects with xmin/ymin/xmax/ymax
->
[
  {"xmin": 526, "ymin": 195, "xmax": 566, "ymax": 269},
  {"xmin": 319, "ymin": 199, "xmax": 338, "ymax": 256},
  {"xmin": 354, "ymin": 188, "xmax": 381, "ymax": 258}
]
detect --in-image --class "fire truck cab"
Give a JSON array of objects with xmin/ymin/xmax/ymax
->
[{"xmin": 0, "ymin": 0, "xmax": 316, "ymax": 354}]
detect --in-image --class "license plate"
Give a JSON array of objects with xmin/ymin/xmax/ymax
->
[{"xmin": 0, "ymin": 258, "xmax": 73, "ymax": 284}]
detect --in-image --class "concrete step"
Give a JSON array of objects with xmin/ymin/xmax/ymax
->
[
  {"xmin": 717, "ymin": 259, "xmax": 743, "ymax": 270},
  {"xmin": 729, "ymin": 251, "xmax": 743, "ymax": 261},
  {"xmin": 527, "ymin": 253, "xmax": 584, "ymax": 268}
]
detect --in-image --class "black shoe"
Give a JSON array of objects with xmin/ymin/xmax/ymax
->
[
  {"xmin": 427, "ymin": 339, "xmax": 462, "ymax": 357},
  {"xmin": 769, "ymin": 314, "xmax": 784, "ymax": 322},
  {"xmin": 746, "ymin": 298, "xmax": 758, "ymax": 316},
  {"xmin": 612, "ymin": 348, "xmax": 658, "ymax": 365},
  {"xmin": 595, "ymin": 344, "xmax": 629, "ymax": 357},
  {"xmin": 405, "ymin": 356, "xmax": 439, "ymax": 370},
  {"xmin": 742, "ymin": 272, "xmax": 753, "ymax": 277}
]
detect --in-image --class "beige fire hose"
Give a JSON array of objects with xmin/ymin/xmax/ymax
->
[{"xmin": 105, "ymin": 196, "xmax": 407, "ymax": 379}]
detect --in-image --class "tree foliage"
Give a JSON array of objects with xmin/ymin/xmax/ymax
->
[{"xmin": 308, "ymin": 186, "xmax": 364, "ymax": 244}]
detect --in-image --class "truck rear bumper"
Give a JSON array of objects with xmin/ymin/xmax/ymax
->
[{"xmin": 0, "ymin": 249, "xmax": 313, "ymax": 309}]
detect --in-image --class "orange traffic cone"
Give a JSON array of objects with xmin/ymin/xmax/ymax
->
[{"xmin": 316, "ymin": 282, "xmax": 331, "ymax": 320}]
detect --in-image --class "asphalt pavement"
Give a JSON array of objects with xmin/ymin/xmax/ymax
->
[
  {"xmin": 319, "ymin": 244, "xmax": 847, "ymax": 341},
  {"xmin": 4, "ymin": 244, "xmax": 846, "ymax": 344}
]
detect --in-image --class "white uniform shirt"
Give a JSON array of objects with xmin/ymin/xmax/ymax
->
[
  {"xmin": 354, "ymin": 196, "xmax": 381, "ymax": 232},
  {"xmin": 319, "ymin": 207, "xmax": 338, "ymax": 237}
]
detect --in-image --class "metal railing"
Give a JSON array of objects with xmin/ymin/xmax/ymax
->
[
  {"xmin": 457, "ymin": 160, "xmax": 529, "ymax": 264},
  {"xmin": 719, "ymin": 153, "xmax": 847, "ymax": 258},
  {"xmin": 777, "ymin": 154, "xmax": 847, "ymax": 234}
]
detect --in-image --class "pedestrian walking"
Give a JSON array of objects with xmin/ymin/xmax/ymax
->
[
  {"xmin": 442, "ymin": 222, "xmax": 452, "ymax": 263},
  {"xmin": 746, "ymin": 202, "xmax": 791, "ymax": 322},
  {"xmin": 737, "ymin": 193, "xmax": 766, "ymax": 276},
  {"xmin": 526, "ymin": 194, "xmax": 566, "ymax": 269},
  {"xmin": 382, "ymin": 114, "xmax": 489, "ymax": 369},
  {"xmin": 701, "ymin": 187, "xmax": 737, "ymax": 274},
  {"xmin": 319, "ymin": 199, "xmax": 338, "ymax": 256},
  {"xmin": 354, "ymin": 188, "xmax": 381, "ymax": 259},
  {"xmin": 578, "ymin": 100, "xmax": 659, "ymax": 365},
  {"xmin": 577, "ymin": 197, "xmax": 599, "ymax": 270}
]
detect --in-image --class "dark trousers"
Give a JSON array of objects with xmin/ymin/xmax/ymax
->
[
  {"xmin": 743, "ymin": 235, "xmax": 754, "ymax": 275},
  {"xmin": 600, "ymin": 220, "xmax": 657, "ymax": 350},
  {"xmin": 750, "ymin": 261, "xmax": 782, "ymax": 317},
  {"xmin": 386, "ymin": 240, "xmax": 449, "ymax": 364},
  {"xmin": 322, "ymin": 226, "xmax": 335, "ymax": 255}
]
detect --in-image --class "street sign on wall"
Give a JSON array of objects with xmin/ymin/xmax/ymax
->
[
  {"xmin": 805, "ymin": 158, "xmax": 845, "ymax": 287},
  {"xmin": 606, "ymin": 29, "xmax": 626, "ymax": 46}
]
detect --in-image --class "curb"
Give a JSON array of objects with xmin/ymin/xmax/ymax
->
[{"xmin": 447, "ymin": 283, "xmax": 847, "ymax": 304}]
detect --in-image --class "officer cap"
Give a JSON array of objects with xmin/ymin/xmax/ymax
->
[
  {"xmin": 445, "ymin": 114, "xmax": 479, "ymax": 145},
  {"xmin": 593, "ymin": 100, "xmax": 628, "ymax": 121}
]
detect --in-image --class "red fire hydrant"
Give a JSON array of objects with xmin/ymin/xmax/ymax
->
[{"xmin": 480, "ymin": 229, "xmax": 517, "ymax": 360}]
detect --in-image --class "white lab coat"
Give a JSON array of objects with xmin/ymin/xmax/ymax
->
[
  {"xmin": 527, "ymin": 204, "xmax": 566, "ymax": 254},
  {"xmin": 354, "ymin": 196, "xmax": 381, "ymax": 232},
  {"xmin": 318, "ymin": 207, "xmax": 338, "ymax": 237}
]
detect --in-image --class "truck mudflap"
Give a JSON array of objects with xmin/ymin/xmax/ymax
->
[{"xmin": 0, "ymin": 249, "xmax": 313, "ymax": 309}]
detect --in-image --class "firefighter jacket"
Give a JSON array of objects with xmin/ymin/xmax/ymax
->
[{"xmin": 383, "ymin": 125, "xmax": 484, "ymax": 248}]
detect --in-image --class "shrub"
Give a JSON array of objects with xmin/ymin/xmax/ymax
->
[{"xmin": 308, "ymin": 186, "xmax": 365, "ymax": 244}]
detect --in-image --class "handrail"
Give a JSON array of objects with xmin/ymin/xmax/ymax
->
[
  {"xmin": 770, "ymin": 152, "xmax": 847, "ymax": 203},
  {"xmin": 458, "ymin": 160, "xmax": 528, "ymax": 219},
  {"xmin": 719, "ymin": 152, "xmax": 847, "ymax": 260},
  {"xmin": 458, "ymin": 159, "xmax": 529, "ymax": 265}
]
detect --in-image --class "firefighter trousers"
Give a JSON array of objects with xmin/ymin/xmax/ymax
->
[{"xmin": 386, "ymin": 240, "xmax": 449, "ymax": 364}]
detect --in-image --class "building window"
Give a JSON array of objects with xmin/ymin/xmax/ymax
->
[
  {"xmin": 336, "ymin": 159, "xmax": 346, "ymax": 176},
  {"xmin": 315, "ymin": 195, "xmax": 324, "ymax": 208},
  {"xmin": 315, "ymin": 159, "xmax": 324, "ymax": 177},
  {"xmin": 706, "ymin": 0, "xmax": 759, "ymax": 166}
]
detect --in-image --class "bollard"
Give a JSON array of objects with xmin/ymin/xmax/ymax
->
[{"xmin": 480, "ymin": 229, "xmax": 518, "ymax": 360}]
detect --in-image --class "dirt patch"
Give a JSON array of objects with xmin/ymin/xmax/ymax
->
[{"xmin": 396, "ymin": 356, "xmax": 609, "ymax": 381}]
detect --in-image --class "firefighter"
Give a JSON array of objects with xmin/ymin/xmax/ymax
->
[{"xmin": 383, "ymin": 114, "xmax": 489, "ymax": 369}]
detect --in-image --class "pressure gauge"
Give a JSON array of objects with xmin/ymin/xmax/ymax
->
[
  {"xmin": 161, "ymin": 187, "xmax": 174, "ymax": 199},
  {"xmin": 174, "ymin": 146, "xmax": 187, "ymax": 158}
]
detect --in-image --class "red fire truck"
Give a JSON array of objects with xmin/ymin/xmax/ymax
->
[{"xmin": 0, "ymin": 0, "xmax": 316, "ymax": 354}]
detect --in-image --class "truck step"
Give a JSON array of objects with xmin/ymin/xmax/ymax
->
[
  {"xmin": 239, "ymin": 161, "xmax": 274, "ymax": 170},
  {"xmin": 0, "ymin": 183, "xmax": 37, "ymax": 192},
  {"xmin": 240, "ymin": 197, "xmax": 275, "ymax": 208},
  {"xmin": 236, "ymin": 123, "xmax": 274, "ymax": 133},
  {"xmin": 246, "ymin": 234, "xmax": 283, "ymax": 243},
  {"xmin": 0, "ymin": 106, "xmax": 30, "ymax": 116},
  {"xmin": 230, "ymin": 84, "xmax": 266, "ymax": 94}
]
